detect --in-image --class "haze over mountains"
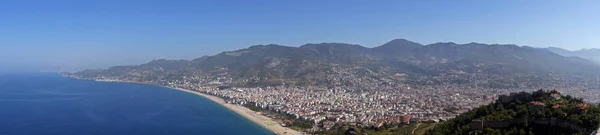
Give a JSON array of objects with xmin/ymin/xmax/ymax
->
[
  {"xmin": 72, "ymin": 39, "xmax": 600, "ymax": 89},
  {"xmin": 546, "ymin": 47, "xmax": 600, "ymax": 63}
]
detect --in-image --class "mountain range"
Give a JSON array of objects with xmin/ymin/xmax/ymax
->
[
  {"xmin": 72, "ymin": 39, "xmax": 600, "ymax": 88},
  {"xmin": 546, "ymin": 47, "xmax": 600, "ymax": 63}
]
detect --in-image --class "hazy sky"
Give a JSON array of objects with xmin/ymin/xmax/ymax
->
[{"xmin": 1, "ymin": 0, "xmax": 599, "ymax": 71}]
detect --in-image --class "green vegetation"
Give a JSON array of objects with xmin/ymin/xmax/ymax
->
[
  {"xmin": 313, "ymin": 123, "xmax": 437, "ymax": 135},
  {"xmin": 444, "ymin": 107, "xmax": 459, "ymax": 113},
  {"xmin": 426, "ymin": 90, "xmax": 600, "ymax": 135}
]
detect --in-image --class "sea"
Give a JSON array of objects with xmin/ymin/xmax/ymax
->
[{"xmin": 0, "ymin": 73, "xmax": 275, "ymax": 135}]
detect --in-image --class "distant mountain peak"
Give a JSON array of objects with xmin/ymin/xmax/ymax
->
[
  {"xmin": 580, "ymin": 48, "xmax": 600, "ymax": 51},
  {"xmin": 147, "ymin": 59, "xmax": 189, "ymax": 64},
  {"xmin": 371, "ymin": 39, "xmax": 423, "ymax": 54},
  {"xmin": 191, "ymin": 56, "xmax": 210, "ymax": 62},
  {"xmin": 248, "ymin": 44, "xmax": 288, "ymax": 49},
  {"xmin": 548, "ymin": 47, "xmax": 566, "ymax": 50},
  {"xmin": 301, "ymin": 42, "xmax": 361, "ymax": 47},
  {"xmin": 465, "ymin": 42, "xmax": 487, "ymax": 46},
  {"xmin": 379, "ymin": 39, "xmax": 422, "ymax": 47},
  {"xmin": 150, "ymin": 59, "xmax": 167, "ymax": 62},
  {"xmin": 148, "ymin": 59, "xmax": 171, "ymax": 63},
  {"xmin": 546, "ymin": 47, "xmax": 600, "ymax": 63},
  {"xmin": 429, "ymin": 42, "xmax": 459, "ymax": 46}
]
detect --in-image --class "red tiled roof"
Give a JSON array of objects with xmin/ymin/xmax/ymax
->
[
  {"xmin": 553, "ymin": 104, "xmax": 561, "ymax": 109},
  {"xmin": 529, "ymin": 101, "xmax": 546, "ymax": 106},
  {"xmin": 576, "ymin": 103, "xmax": 589, "ymax": 110}
]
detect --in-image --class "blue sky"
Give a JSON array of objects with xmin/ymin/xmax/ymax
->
[{"xmin": 1, "ymin": 0, "xmax": 599, "ymax": 71}]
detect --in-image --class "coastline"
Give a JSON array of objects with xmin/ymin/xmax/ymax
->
[
  {"xmin": 171, "ymin": 87, "xmax": 303, "ymax": 135},
  {"xmin": 90, "ymin": 79, "xmax": 302, "ymax": 135}
]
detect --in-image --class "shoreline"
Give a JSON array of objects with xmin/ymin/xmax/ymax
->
[
  {"xmin": 90, "ymin": 79, "xmax": 302, "ymax": 135},
  {"xmin": 171, "ymin": 87, "xmax": 303, "ymax": 135}
]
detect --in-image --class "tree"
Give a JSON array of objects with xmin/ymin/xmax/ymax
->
[
  {"xmin": 519, "ymin": 128, "xmax": 527, "ymax": 135},
  {"xmin": 426, "ymin": 91, "xmax": 599, "ymax": 135},
  {"xmin": 488, "ymin": 104, "xmax": 496, "ymax": 113},
  {"xmin": 523, "ymin": 117, "xmax": 529, "ymax": 128},
  {"xmin": 565, "ymin": 95, "xmax": 573, "ymax": 101},
  {"xmin": 498, "ymin": 103, "xmax": 506, "ymax": 112},
  {"xmin": 484, "ymin": 128, "xmax": 501, "ymax": 135}
]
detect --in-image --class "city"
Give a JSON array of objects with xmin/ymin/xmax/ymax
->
[{"xmin": 73, "ymin": 69, "xmax": 600, "ymax": 133}]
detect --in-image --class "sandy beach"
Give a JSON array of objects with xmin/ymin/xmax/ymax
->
[{"xmin": 172, "ymin": 88, "xmax": 303, "ymax": 135}]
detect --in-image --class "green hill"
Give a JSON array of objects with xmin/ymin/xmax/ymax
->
[{"xmin": 426, "ymin": 90, "xmax": 600, "ymax": 135}]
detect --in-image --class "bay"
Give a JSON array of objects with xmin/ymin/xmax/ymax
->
[{"xmin": 0, "ymin": 73, "xmax": 275, "ymax": 135}]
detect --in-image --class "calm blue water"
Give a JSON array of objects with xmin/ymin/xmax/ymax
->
[{"xmin": 0, "ymin": 73, "xmax": 275, "ymax": 135}]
